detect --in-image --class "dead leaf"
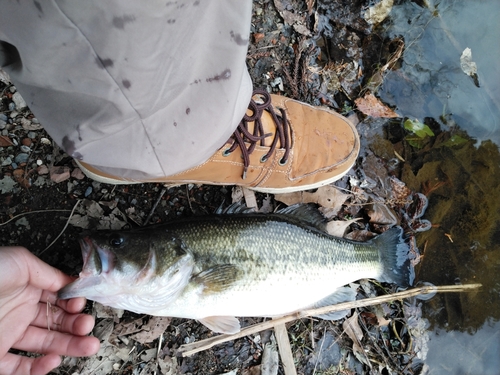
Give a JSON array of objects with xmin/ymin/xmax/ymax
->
[
  {"xmin": 231, "ymin": 186, "xmax": 244, "ymax": 203},
  {"xmin": 12, "ymin": 169, "xmax": 31, "ymax": 189},
  {"xmin": 363, "ymin": 0, "xmax": 394, "ymax": 25},
  {"xmin": 243, "ymin": 187, "xmax": 258, "ymax": 209},
  {"xmin": 94, "ymin": 302, "xmax": 124, "ymax": 322},
  {"xmin": 140, "ymin": 348, "xmax": 157, "ymax": 362},
  {"xmin": 113, "ymin": 318, "xmax": 144, "ymax": 337},
  {"xmin": 306, "ymin": 0, "xmax": 315, "ymax": 15},
  {"xmin": 68, "ymin": 214, "xmax": 90, "ymax": 229},
  {"xmin": 78, "ymin": 341, "xmax": 132, "ymax": 375},
  {"xmin": 343, "ymin": 312, "xmax": 370, "ymax": 366},
  {"xmin": 343, "ymin": 311, "xmax": 363, "ymax": 343},
  {"xmin": 273, "ymin": 0, "xmax": 311, "ymax": 36},
  {"xmin": 93, "ymin": 319, "xmax": 114, "ymax": 342},
  {"xmin": 259, "ymin": 196, "xmax": 274, "ymax": 213},
  {"xmin": 130, "ymin": 316, "xmax": 171, "ymax": 344},
  {"xmin": 261, "ymin": 338, "xmax": 279, "ymax": 375},
  {"xmin": 367, "ymin": 202, "xmax": 399, "ymax": 225},
  {"xmin": 326, "ymin": 218, "xmax": 361, "ymax": 237},
  {"xmin": 344, "ymin": 229, "xmax": 375, "ymax": 242},
  {"xmin": 275, "ymin": 185, "xmax": 350, "ymax": 215},
  {"xmin": 0, "ymin": 135, "xmax": 13, "ymax": 147},
  {"xmin": 158, "ymin": 356, "xmax": 178, "ymax": 375},
  {"xmin": 460, "ymin": 48, "xmax": 477, "ymax": 77},
  {"xmin": 355, "ymin": 93, "xmax": 400, "ymax": 118}
]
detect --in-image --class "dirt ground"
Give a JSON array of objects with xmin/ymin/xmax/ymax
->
[{"xmin": 1, "ymin": 1, "xmax": 444, "ymax": 374}]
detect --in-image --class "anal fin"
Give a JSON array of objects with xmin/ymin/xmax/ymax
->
[
  {"xmin": 199, "ymin": 316, "xmax": 241, "ymax": 334},
  {"xmin": 312, "ymin": 286, "xmax": 357, "ymax": 320}
]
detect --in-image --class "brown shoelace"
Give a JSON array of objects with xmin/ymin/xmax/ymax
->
[{"xmin": 224, "ymin": 89, "xmax": 291, "ymax": 179}]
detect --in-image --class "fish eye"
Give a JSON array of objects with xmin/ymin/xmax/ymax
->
[{"xmin": 109, "ymin": 234, "xmax": 125, "ymax": 247}]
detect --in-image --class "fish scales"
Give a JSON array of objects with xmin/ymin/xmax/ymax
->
[
  {"xmin": 58, "ymin": 205, "xmax": 412, "ymax": 334},
  {"xmin": 168, "ymin": 216, "xmax": 381, "ymax": 281}
]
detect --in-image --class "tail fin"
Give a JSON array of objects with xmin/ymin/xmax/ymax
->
[{"xmin": 373, "ymin": 227, "xmax": 414, "ymax": 288}]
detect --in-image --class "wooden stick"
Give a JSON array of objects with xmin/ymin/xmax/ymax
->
[
  {"xmin": 273, "ymin": 322, "xmax": 297, "ymax": 375},
  {"xmin": 178, "ymin": 283, "xmax": 481, "ymax": 357}
]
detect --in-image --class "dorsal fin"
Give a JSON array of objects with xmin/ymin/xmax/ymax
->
[
  {"xmin": 217, "ymin": 202, "xmax": 327, "ymax": 231},
  {"xmin": 215, "ymin": 201, "xmax": 257, "ymax": 215},
  {"xmin": 276, "ymin": 204, "xmax": 327, "ymax": 231}
]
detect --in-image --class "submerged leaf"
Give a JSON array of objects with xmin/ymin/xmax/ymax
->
[
  {"xmin": 355, "ymin": 93, "xmax": 400, "ymax": 118},
  {"xmin": 404, "ymin": 119, "xmax": 434, "ymax": 138},
  {"xmin": 441, "ymin": 134, "xmax": 468, "ymax": 148}
]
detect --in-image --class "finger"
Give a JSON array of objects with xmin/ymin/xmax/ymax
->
[
  {"xmin": 31, "ymin": 302, "xmax": 95, "ymax": 336},
  {"xmin": 1, "ymin": 247, "xmax": 74, "ymax": 292},
  {"xmin": 0, "ymin": 352, "xmax": 61, "ymax": 375},
  {"xmin": 13, "ymin": 325, "xmax": 100, "ymax": 357},
  {"xmin": 40, "ymin": 289, "xmax": 88, "ymax": 313}
]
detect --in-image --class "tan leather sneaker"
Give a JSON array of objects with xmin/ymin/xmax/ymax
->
[{"xmin": 77, "ymin": 89, "xmax": 360, "ymax": 194}]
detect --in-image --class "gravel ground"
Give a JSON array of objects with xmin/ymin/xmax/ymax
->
[{"xmin": 1, "ymin": 1, "xmax": 436, "ymax": 374}]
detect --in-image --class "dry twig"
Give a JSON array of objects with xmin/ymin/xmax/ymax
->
[{"xmin": 179, "ymin": 283, "xmax": 481, "ymax": 356}]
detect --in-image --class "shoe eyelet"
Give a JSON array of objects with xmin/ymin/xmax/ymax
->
[
  {"xmin": 222, "ymin": 149, "xmax": 232, "ymax": 157},
  {"xmin": 260, "ymin": 155, "xmax": 268, "ymax": 163},
  {"xmin": 279, "ymin": 158, "xmax": 288, "ymax": 166}
]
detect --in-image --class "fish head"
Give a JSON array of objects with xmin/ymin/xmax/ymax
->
[{"xmin": 58, "ymin": 229, "xmax": 194, "ymax": 312}]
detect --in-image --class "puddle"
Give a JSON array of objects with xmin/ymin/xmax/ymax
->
[
  {"xmin": 379, "ymin": 0, "xmax": 500, "ymax": 144},
  {"xmin": 375, "ymin": 0, "xmax": 500, "ymax": 373}
]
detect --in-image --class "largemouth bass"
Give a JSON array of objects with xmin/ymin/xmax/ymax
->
[{"xmin": 59, "ymin": 204, "xmax": 413, "ymax": 334}]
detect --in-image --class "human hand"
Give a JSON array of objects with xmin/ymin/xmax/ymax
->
[{"xmin": 0, "ymin": 247, "xmax": 100, "ymax": 375}]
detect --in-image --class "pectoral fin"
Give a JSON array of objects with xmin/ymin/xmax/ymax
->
[
  {"xmin": 195, "ymin": 264, "xmax": 242, "ymax": 295},
  {"xmin": 199, "ymin": 316, "xmax": 241, "ymax": 334},
  {"xmin": 312, "ymin": 287, "xmax": 357, "ymax": 320}
]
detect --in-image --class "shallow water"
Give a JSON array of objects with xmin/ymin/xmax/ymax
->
[
  {"xmin": 378, "ymin": 0, "xmax": 500, "ymax": 373},
  {"xmin": 379, "ymin": 0, "xmax": 500, "ymax": 144}
]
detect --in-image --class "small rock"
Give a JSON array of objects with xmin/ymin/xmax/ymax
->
[
  {"xmin": 8, "ymin": 103, "xmax": 15, "ymax": 112},
  {"xmin": 20, "ymin": 145, "xmax": 31, "ymax": 153},
  {"xmin": 84, "ymin": 186, "xmax": 93, "ymax": 197},
  {"xmin": 0, "ymin": 114, "xmax": 8, "ymax": 122},
  {"xmin": 49, "ymin": 165, "xmax": 71, "ymax": 183},
  {"xmin": 21, "ymin": 138, "xmax": 32, "ymax": 147},
  {"xmin": 12, "ymin": 92, "xmax": 27, "ymax": 109},
  {"xmin": 15, "ymin": 217, "xmax": 30, "ymax": 229},
  {"xmin": 40, "ymin": 137, "xmax": 51, "ymax": 145},
  {"xmin": 9, "ymin": 86, "xmax": 16, "ymax": 93},
  {"xmin": 1, "ymin": 157, "xmax": 12, "ymax": 166},
  {"xmin": 21, "ymin": 117, "xmax": 41, "ymax": 130},
  {"xmin": 37, "ymin": 164, "xmax": 49, "ymax": 175},
  {"xmin": 0, "ymin": 120, "xmax": 6, "ymax": 130},
  {"xmin": 31, "ymin": 117, "xmax": 40, "ymax": 124},
  {"xmin": 27, "ymin": 131, "xmax": 36, "ymax": 139},
  {"xmin": 71, "ymin": 168, "xmax": 85, "ymax": 180},
  {"xmin": 14, "ymin": 153, "xmax": 29, "ymax": 164},
  {"xmin": 0, "ymin": 176, "xmax": 17, "ymax": 193}
]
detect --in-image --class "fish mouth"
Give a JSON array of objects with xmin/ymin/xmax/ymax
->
[
  {"xmin": 57, "ymin": 235, "xmax": 106, "ymax": 300},
  {"xmin": 58, "ymin": 275, "xmax": 103, "ymax": 299}
]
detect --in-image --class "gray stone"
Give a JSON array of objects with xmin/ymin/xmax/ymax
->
[{"xmin": 12, "ymin": 92, "xmax": 27, "ymax": 109}]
